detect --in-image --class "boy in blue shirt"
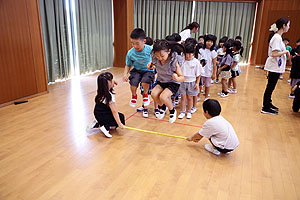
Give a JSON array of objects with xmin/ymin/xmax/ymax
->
[{"xmin": 123, "ymin": 28, "xmax": 154, "ymax": 108}]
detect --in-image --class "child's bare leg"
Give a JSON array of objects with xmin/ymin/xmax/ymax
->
[
  {"xmin": 221, "ymin": 78, "xmax": 228, "ymax": 92},
  {"xmin": 232, "ymin": 78, "xmax": 237, "ymax": 90},
  {"xmin": 193, "ymin": 96, "xmax": 197, "ymax": 107},
  {"xmin": 130, "ymin": 86, "xmax": 138, "ymax": 96},
  {"xmin": 187, "ymin": 96, "xmax": 193, "ymax": 111},
  {"xmin": 159, "ymin": 89, "xmax": 174, "ymax": 110},
  {"xmin": 141, "ymin": 82, "xmax": 149, "ymax": 94},
  {"xmin": 151, "ymin": 85, "xmax": 163, "ymax": 106},
  {"xmin": 228, "ymin": 78, "xmax": 232, "ymax": 89},
  {"xmin": 205, "ymin": 86, "xmax": 210, "ymax": 98},
  {"xmin": 180, "ymin": 94, "xmax": 187, "ymax": 112}
]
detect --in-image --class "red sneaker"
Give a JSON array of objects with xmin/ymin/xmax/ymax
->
[
  {"xmin": 143, "ymin": 93, "xmax": 150, "ymax": 106},
  {"xmin": 130, "ymin": 95, "xmax": 137, "ymax": 107}
]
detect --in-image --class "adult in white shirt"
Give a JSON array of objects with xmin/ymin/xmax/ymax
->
[
  {"xmin": 261, "ymin": 17, "xmax": 291, "ymax": 115},
  {"xmin": 179, "ymin": 22, "xmax": 200, "ymax": 42}
]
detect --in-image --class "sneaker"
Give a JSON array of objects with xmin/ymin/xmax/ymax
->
[
  {"xmin": 287, "ymin": 79, "xmax": 291, "ymax": 83},
  {"xmin": 289, "ymin": 94, "xmax": 295, "ymax": 99},
  {"xmin": 260, "ymin": 107, "xmax": 278, "ymax": 115},
  {"xmin": 169, "ymin": 110, "xmax": 177, "ymax": 123},
  {"xmin": 217, "ymin": 92, "xmax": 224, "ymax": 96},
  {"xmin": 143, "ymin": 93, "xmax": 150, "ymax": 106},
  {"xmin": 221, "ymin": 93, "xmax": 229, "ymax": 98},
  {"xmin": 154, "ymin": 109, "xmax": 160, "ymax": 118},
  {"xmin": 86, "ymin": 120, "xmax": 99, "ymax": 132},
  {"xmin": 208, "ymin": 93, "xmax": 211, "ymax": 97},
  {"xmin": 279, "ymin": 75, "xmax": 283, "ymax": 79},
  {"xmin": 186, "ymin": 112, "xmax": 192, "ymax": 119},
  {"xmin": 191, "ymin": 107, "xmax": 197, "ymax": 114},
  {"xmin": 197, "ymin": 97, "xmax": 201, "ymax": 102},
  {"xmin": 175, "ymin": 99, "xmax": 179, "ymax": 105},
  {"xmin": 215, "ymin": 79, "xmax": 219, "ymax": 84},
  {"xmin": 227, "ymin": 88, "xmax": 232, "ymax": 92},
  {"xmin": 204, "ymin": 144, "xmax": 221, "ymax": 156},
  {"xmin": 210, "ymin": 80, "xmax": 214, "ymax": 84},
  {"xmin": 130, "ymin": 95, "xmax": 137, "ymax": 107},
  {"xmin": 204, "ymin": 98, "xmax": 209, "ymax": 101},
  {"xmin": 229, "ymin": 89, "xmax": 237, "ymax": 94},
  {"xmin": 100, "ymin": 126, "xmax": 112, "ymax": 138},
  {"xmin": 270, "ymin": 104, "xmax": 279, "ymax": 111},
  {"xmin": 143, "ymin": 109, "xmax": 148, "ymax": 118},
  {"xmin": 178, "ymin": 112, "xmax": 185, "ymax": 119},
  {"xmin": 158, "ymin": 108, "xmax": 167, "ymax": 119},
  {"xmin": 136, "ymin": 106, "xmax": 144, "ymax": 112}
]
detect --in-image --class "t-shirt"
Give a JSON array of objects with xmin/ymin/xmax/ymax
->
[
  {"xmin": 232, "ymin": 53, "xmax": 241, "ymax": 71},
  {"xmin": 99, "ymin": 92, "xmax": 115, "ymax": 105},
  {"xmin": 220, "ymin": 54, "xmax": 233, "ymax": 71},
  {"xmin": 179, "ymin": 29, "xmax": 191, "ymax": 41},
  {"xmin": 199, "ymin": 48, "xmax": 217, "ymax": 77},
  {"xmin": 286, "ymin": 45, "xmax": 292, "ymax": 52},
  {"xmin": 152, "ymin": 52, "xmax": 178, "ymax": 83},
  {"xmin": 217, "ymin": 48, "xmax": 225, "ymax": 56},
  {"xmin": 198, "ymin": 116, "xmax": 239, "ymax": 150},
  {"xmin": 264, "ymin": 34, "xmax": 287, "ymax": 73},
  {"xmin": 126, "ymin": 44, "xmax": 153, "ymax": 71},
  {"xmin": 181, "ymin": 58, "xmax": 204, "ymax": 82},
  {"xmin": 291, "ymin": 56, "xmax": 300, "ymax": 79}
]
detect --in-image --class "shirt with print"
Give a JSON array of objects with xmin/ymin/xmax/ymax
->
[
  {"xmin": 126, "ymin": 44, "xmax": 153, "ymax": 71},
  {"xmin": 199, "ymin": 48, "xmax": 217, "ymax": 77},
  {"xmin": 181, "ymin": 58, "xmax": 204, "ymax": 82}
]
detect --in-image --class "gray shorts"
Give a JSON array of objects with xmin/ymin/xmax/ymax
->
[
  {"xmin": 179, "ymin": 81, "xmax": 199, "ymax": 96},
  {"xmin": 129, "ymin": 68, "xmax": 155, "ymax": 87},
  {"xmin": 291, "ymin": 79, "xmax": 300, "ymax": 87}
]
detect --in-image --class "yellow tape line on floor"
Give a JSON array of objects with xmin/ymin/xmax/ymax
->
[{"xmin": 124, "ymin": 126, "xmax": 187, "ymax": 140}]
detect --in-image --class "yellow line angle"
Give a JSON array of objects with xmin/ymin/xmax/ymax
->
[{"xmin": 124, "ymin": 126, "xmax": 187, "ymax": 140}]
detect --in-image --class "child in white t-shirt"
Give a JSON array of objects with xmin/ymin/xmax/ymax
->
[
  {"xmin": 187, "ymin": 99, "xmax": 239, "ymax": 156},
  {"xmin": 178, "ymin": 44, "xmax": 204, "ymax": 119},
  {"xmin": 228, "ymin": 41, "xmax": 242, "ymax": 94},
  {"xmin": 199, "ymin": 34, "xmax": 218, "ymax": 101}
]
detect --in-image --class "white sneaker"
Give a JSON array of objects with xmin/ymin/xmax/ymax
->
[
  {"xmin": 210, "ymin": 80, "xmax": 214, "ymax": 84},
  {"xmin": 221, "ymin": 93, "xmax": 229, "ymax": 98},
  {"xmin": 204, "ymin": 98, "xmax": 209, "ymax": 101},
  {"xmin": 217, "ymin": 92, "xmax": 223, "ymax": 96},
  {"xmin": 100, "ymin": 126, "xmax": 112, "ymax": 138},
  {"xmin": 169, "ymin": 110, "xmax": 177, "ymax": 123},
  {"xmin": 136, "ymin": 106, "xmax": 144, "ymax": 112},
  {"xmin": 204, "ymin": 144, "xmax": 220, "ymax": 156},
  {"xmin": 158, "ymin": 108, "xmax": 167, "ymax": 119},
  {"xmin": 191, "ymin": 107, "xmax": 197, "ymax": 114},
  {"xmin": 186, "ymin": 112, "xmax": 192, "ymax": 119},
  {"xmin": 86, "ymin": 120, "xmax": 98, "ymax": 132},
  {"xmin": 208, "ymin": 93, "xmax": 211, "ymax": 97},
  {"xmin": 197, "ymin": 97, "xmax": 201, "ymax": 102},
  {"xmin": 229, "ymin": 89, "xmax": 237, "ymax": 94},
  {"xmin": 129, "ymin": 96, "xmax": 137, "ymax": 107},
  {"xmin": 154, "ymin": 109, "xmax": 160, "ymax": 118},
  {"xmin": 178, "ymin": 112, "xmax": 185, "ymax": 119},
  {"xmin": 142, "ymin": 109, "xmax": 148, "ymax": 118},
  {"xmin": 143, "ymin": 94, "xmax": 150, "ymax": 106}
]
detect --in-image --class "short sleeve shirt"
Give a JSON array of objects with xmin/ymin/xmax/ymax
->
[
  {"xmin": 179, "ymin": 29, "xmax": 191, "ymax": 41},
  {"xmin": 126, "ymin": 44, "xmax": 153, "ymax": 71},
  {"xmin": 152, "ymin": 52, "xmax": 178, "ymax": 83},
  {"xmin": 199, "ymin": 48, "xmax": 218, "ymax": 77},
  {"xmin": 181, "ymin": 58, "xmax": 204, "ymax": 82},
  {"xmin": 220, "ymin": 54, "xmax": 233, "ymax": 71}
]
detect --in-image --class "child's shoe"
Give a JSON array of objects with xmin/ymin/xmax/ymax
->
[
  {"xmin": 154, "ymin": 109, "xmax": 160, "ymax": 118},
  {"xmin": 169, "ymin": 110, "xmax": 177, "ymax": 123},
  {"xmin": 130, "ymin": 95, "xmax": 137, "ymax": 107},
  {"xmin": 158, "ymin": 108, "xmax": 167, "ymax": 119},
  {"xmin": 86, "ymin": 120, "xmax": 99, "ymax": 132},
  {"xmin": 228, "ymin": 89, "xmax": 237, "ymax": 94},
  {"xmin": 100, "ymin": 126, "xmax": 112, "ymax": 138},
  {"xmin": 191, "ymin": 107, "xmax": 197, "ymax": 114},
  {"xmin": 186, "ymin": 112, "xmax": 192, "ymax": 119},
  {"xmin": 136, "ymin": 106, "xmax": 144, "ymax": 112},
  {"xmin": 204, "ymin": 144, "xmax": 220, "ymax": 156},
  {"xmin": 197, "ymin": 97, "xmax": 201, "ymax": 102},
  {"xmin": 178, "ymin": 112, "xmax": 185, "ymax": 119},
  {"xmin": 142, "ymin": 109, "xmax": 148, "ymax": 118},
  {"xmin": 215, "ymin": 79, "xmax": 219, "ymax": 84},
  {"xmin": 289, "ymin": 94, "xmax": 295, "ymax": 99},
  {"xmin": 217, "ymin": 92, "xmax": 224, "ymax": 96},
  {"xmin": 143, "ymin": 93, "xmax": 150, "ymax": 106},
  {"xmin": 221, "ymin": 93, "xmax": 229, "ymax": 98}
]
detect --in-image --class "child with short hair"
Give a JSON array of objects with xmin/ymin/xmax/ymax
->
[
  {"xmin": 216, "ymin": 37, "xmax": 228, "ymax": 83},
  {"xmin": 178, "ymin": 44, "xmax": 204, "ymax": 119},
  {"xmin": 147, "ymin": 39, "xmax": 184, "ymax": 123},
  {"xmin": 123, "ymin": 28, "xmax": 154, "ymax": 108},
  {"xmin": 86, "ymin": 72, "xmax": 125, "ymax": 138},
  {"xmin": 228, "ymin": 40, "xmax": 242, "ymax": 94},
  {"xmin": 199, "ymin": 34, "xmax": 217, "ymax": 101},
  {"xmin": 187, "ymin": 99, "xmax": 239, "ymax": 156}
]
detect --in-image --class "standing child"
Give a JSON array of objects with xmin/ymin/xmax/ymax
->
[
  {"xmin": 292, "ymin": 81, "xmax": 300, "ymax": 112},
  {"xmin": 289, "ymin": 45, "xmax": 300, "ymax": 98},
  {"xmin": 123, "ymin": 28, "xmax": 154, "ymax": 108},
  {"xmin": 228, "ymin": 40, "xmax": 242, "ymax": 94},
  {"xmin": 178, "ymin": 44, "xmax": 204, "ymax": 119},
  {"xmin": 187, "ymin": 99, "xmax": 239, "ymax": 156},
  {"xmin": 216, "ymin": 37, "xmax": 228, "ymax": 84},
  {"xmin": 86, "ymin": 72, "xmax": 125, "ymax": 138},
  {"xmin": 199, "ymin": 34, "xmax": 217, "ymax": 101},
  {"xmin": 147, "ymin": 39, "xmax": 184, "ymax": 123}
]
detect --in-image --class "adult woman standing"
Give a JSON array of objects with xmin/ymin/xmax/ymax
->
[
  {"xmin": 261, "ymin": 17, "xmax": 290, "ymax": 115},
  {"xmin": 179, "ymin": 22, "xmax": 200, "ymax": 42}
]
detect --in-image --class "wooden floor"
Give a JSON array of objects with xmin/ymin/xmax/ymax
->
[{"xmin": 0, "ymin": 65, "xmax": 300, "ymax": 200}]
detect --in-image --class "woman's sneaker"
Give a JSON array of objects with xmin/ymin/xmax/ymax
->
[
  {"xmin": 270, "ymin": 104, "xmax": 279, "ymax": 111},
  {"xmin": 86, "ymin": 120, "xmax": 99, "ymax": 132},
  {"xmin": 204, "ymin": 144, "xmax": 221, "ymax": 156},
  {"xmin": 178, "ymin": 112, "xmax": 185, "ymax": 119},
  {"xmin": 169, "ymin": 110, "xmax": 177, "ymax": 123},
  {"xmin": 142, "ymin": 109, "xmax": 148, "ymax": 118},
  {"xmin": 100, "ymin": 126, "xmax": 112, "ymax": 138},
  {"xmin": 261, "ymin": 107, "xmax": 278, "ymax": 115}
]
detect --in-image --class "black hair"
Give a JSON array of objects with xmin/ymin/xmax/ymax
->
[
  {"xmin": 232, "ymin": 40, "xmax": 242, "ymax": 51},
  {"xmin": 152, "ymin": 39, "xmax": 184, "ymax": 55},
  {"xmin": 283, "ymin": 38, "xmax": 290, "ymax": 42},
  {"xmin": 198, "ymin": 35, "xmax": 204, "ymax": 41},
  {"xmin": 181, "ymin": 22, "xmax": 200, "ymax": 32},
  {"xmin": 172, "ymin": 33, "xmax": 181, "ymax": 42},
  {"xmin": 130, "ymin": 28, "xmax": 146, "ymax": 40},
  {"xmin": 185, "ymin": 38, "xmax": 198, "ymax": 46},
  {"xmin": 235, "ymin": 36, "xmax": 242, "ymax": 40},
  {"xmin": 203, "ymin": 34, "xmax": 217, "ymax": 51},
  {"xmin": 223, "ymin": 41, "xmax": 233, "ymax": 57},
  {"xmin": 145, "ymin": 36, "xmax": 153, "ymax": 45},
  {"xmin": 184, "ymin": 43, "xmax": 196, "ymax": 54},
  {"xmin": 268, "ymin": 17, "xmax": 290, "ymax": 43},
  {"xmin": 166, "ymin": 35, "xmax": 176, "ymax": 41},
  {"xmin": 296, "ymin": 45, "xmax": 300, "ymax": 54},
  {"xmin": 95, "ymin": 72, "xmax": 114, "ymax": 106},
  {"xmin": 203, "ymin": 99, "xmax": 221, "ymax": 117},
  {"xmin": 218, "ymin": 36, "xmax": 228, "ymax": 48},
  {"xmin": 297, "ymin": 39, "xmax": 300, "ymax": 43}
]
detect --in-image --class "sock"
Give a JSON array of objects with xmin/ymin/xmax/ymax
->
[
  {"xmin": 161, "ymin": 104, "xmax": 166, "ymax": 111},
  {"xmin": 154, "ymin": 108, "xmax": 159, "ymax": 112},
  {"xmin": 143, "ymin": 108, "xmax": 148, "ymax": 112},
  {"xmin": 170, "ymin": 108, "xmax": 175, "ymax": 114}
]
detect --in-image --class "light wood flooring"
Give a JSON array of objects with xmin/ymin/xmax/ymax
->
[{"xmin": 0, "ymin": 65, "xmax": 300, "ymax": 200}]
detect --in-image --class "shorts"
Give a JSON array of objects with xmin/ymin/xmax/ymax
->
[
  {"xmin": 290, "ymin": 79, "xmax": 300, "ymax": 87},
  {"xmin": 201, "ymin": 76, "xmax": 211, "ymax": 87},
  {"xmin": 129, "ymin": 68, "xmax": 155, "ymax": 87},
  {"xmin": 220, "ymin": 71, "xmax": 232, "ymax": 79},
  {"xmin": 210, "ymin": 139, "xmax": 234, "ymax": 154},
  {"xmin": 179, "ymin": 81, "xmax": 199, "ymax": 96},
  {"xmin": 156, "ymin": 81, "xmax": 180, "ymax": 95},
  {"xmin": 231, "ymin": 70, "xmax": 239, "ymax": 78}
]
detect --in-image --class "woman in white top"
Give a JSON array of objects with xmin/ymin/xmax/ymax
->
[
  {"xmin": 261, "ymin": 17, "xmax": 291, "ymax": 115},
  {"xmin": 179, "ymin": 22, "xmax": 200, "ymax": 42}
]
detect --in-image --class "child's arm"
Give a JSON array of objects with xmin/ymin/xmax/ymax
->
[
  {"xmin": 211, "ymin": 58, "xmax": 217, "ymax": 80},
  {"xmin": 230, "ymin": 61, "xmax": 238, "ymax": 70},
  {"xmin": 186, "ymin": 132, "xmax": 203, "ymax": 143},
  {"xmin": 291, "ymin": 85, "xmax": 298, "ymax": 93},
  {"xmin": 172, "ymin": 62, "xmax": 184, "ymax": 82},
  {"xmin": 194, "ymin": 75, "xmax": 200, "ymax": 90},
  {"xmin": 109, "ymin": 102, "xmax": 124, "ymax": 129},
  {"xmin": 123, "ymin": 65, "xmax": 132, "ymax": 82},
  {"xmin": 146, "ymin": 61, "xmax": 155, "ymax": 70}
]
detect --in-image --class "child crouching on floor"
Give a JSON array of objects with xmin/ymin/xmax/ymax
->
[{"xmin": 187, "ymin": 99, "xmax": 239, "ymax": 155}]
